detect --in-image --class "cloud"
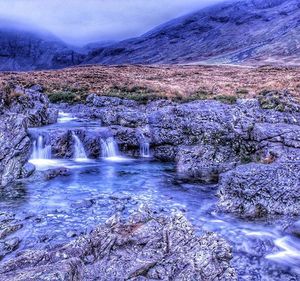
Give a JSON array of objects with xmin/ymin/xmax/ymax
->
[{"xmin": 0, "ymin": 0, "xmax": 224, "ymax": 45}]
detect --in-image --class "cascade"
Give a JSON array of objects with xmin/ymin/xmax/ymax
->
[
  {"xmin": 72, "ymin": 132, "xmax": 88, "ymax": 160},
  {"xmin": 139, "ymin": 132, "xmax": 150, "ymax": 158},
  {"xmin": 101, "ymin": 137, "xmax": 119, "ymax": 158},
  {"xmin": 31, "ymin": 135, "xmax": 51, "ymax": 160}
]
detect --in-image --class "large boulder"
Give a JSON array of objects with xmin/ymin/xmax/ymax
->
[
  {"xmin": 0, "ymin": 114, "xmax": 31, "ymax": 186},
  {"xmin": 176, "ymin": 145, "xmax": 239, "ymax": 183},
  {"xmin": 8, "ymin": 86, "xmax": 58, "ymax": 127},
  {"xmin": 0, "ymin": 85, "xmax": 56, "ymax": 186},
  {"xmin": 218, "ymin": 162, "xmax": 300, "ymax": 218},
  {"xmin": 0, "ymin": 210, "xmax": 236, "ymax": 281}
]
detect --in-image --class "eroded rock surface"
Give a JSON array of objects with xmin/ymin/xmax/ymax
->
[
  {"xmin": 61, "ymin": 94, "xmax": 300, "ymax": 217},
  {"xmin": 218, "ymin": 162, "xmax": 300, "ymax": 217},
  {"xmin": 0, "ymin": 210, "xmax": 236, "ymax": 281},
  {"xmin": 0, "ymin": 86, "xmax": 56, "ymax": 186}
]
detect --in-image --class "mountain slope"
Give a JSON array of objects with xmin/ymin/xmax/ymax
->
[
  {"xmin": 84, "ymin": 0, "xmax": 300, "ymax": 65},
  {"xmin": 0, "ymin": 20, "xmax": 85, "ymax": 71}
]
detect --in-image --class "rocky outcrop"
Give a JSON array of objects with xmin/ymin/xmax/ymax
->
[
  {"xmin": 9, "ymin": 85, "xmax": 58, "ymax": 127},
  {"xmin": 61, "ymin": 94, "xmax": 300, "ymax": 217},
  {"xmin": 0, "ymin": 210, "xmax": 236, "ymax": 281},
  {"xmin": 0, "ymin": 86, "xmax": 56, "ymax": 186},
  {"xmin": 218, "ymin": 162, "xmax": 300, "ymax": 218},
  {"xmin": 176, "ymin": 145, "xmax": 239, "ymax": 183},
  {"xmin": 0, "ymin": 115, "xmax": 31, "ymax": 186}
]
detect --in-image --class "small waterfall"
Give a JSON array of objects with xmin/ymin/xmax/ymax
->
[
  {"xmin": 139, "ymin": 132, "xmax": 150, "ymax": 158},
  {"xmin": 31, "ymin": 135, "xmax": 51, "ymax": 159},
  {"xmin": 140, "ymin": 142, "xmax": 150, "ymax": 158},
  {"xmin": 101, "ymin": 137, "xmax": 119, "ymax": 158},
  {"xmin": 72, "ymin": 132, "xmax": 88, "ymax": 160}
]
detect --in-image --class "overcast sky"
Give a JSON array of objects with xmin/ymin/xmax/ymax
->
[{"xmin": 0, "ymin": 0, "xmax": 224, "ymax": 45}]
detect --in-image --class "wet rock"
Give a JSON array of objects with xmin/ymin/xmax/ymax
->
[
  {"xmin": 67, "ymin": 231, "xmax": 77, "ymax": 238},
  {"xmin": 0, "ymin": 237, "xmax": 20, "ymax": 260},
  {"xmin": 44, "ymin": 167, "xmax": 71, "ymax": 180},
  {"xmin": 152, "ymin": 145, "xmax": 178, "ymax": 161},
  {"xmin": 0, "ymin": 210, "xmax": 236, "ymax": 281},
  {"xmin": 71, "ymin": 199, "xmax": 95, "ymax": 209},
  {"xmin": 218, "ymin": 162, "xmax": 300, "ymax": 218},
  {"xmin": 0, "ymin": 86, "xmax": 55, "ymax": 186},
  {"xmin": 9, "ymin": 87, "xmax": 56, "ymax": 127},
  {"xmin": 20, "ymin": 162, "xmax": 36, "ymax": 178},
  {"xmin": 0, "ymin": 223, "xmax": 23, "ymax": 240}
]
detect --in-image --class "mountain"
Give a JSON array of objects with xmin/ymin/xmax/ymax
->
[
  {"xmin": 0, "ymin": 0, "xmax": 299, "ymax": 71},
  {"xmin": 84, "ymin": 0, "xmax": 300, "ymax": 65},
  {"xmin": 0, "ymin": 19, "xmax": 84, "ymax": 71}
]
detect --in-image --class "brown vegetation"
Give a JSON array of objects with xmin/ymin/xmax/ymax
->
[{"xmin": 0, "ymin": 64, "xmax": 299, "ymax": 103}]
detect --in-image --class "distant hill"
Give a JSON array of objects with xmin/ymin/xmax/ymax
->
[
  {"xmin": 0, "ymin": 0, "xmax": 299, "ymax": 71},
  {"xmin": 0, "ymin": 19, "xmax": 84, "ymax": 71},
  {"xmin": 84, "ymin": 0, "xmax": 300, "ymax": 65}
]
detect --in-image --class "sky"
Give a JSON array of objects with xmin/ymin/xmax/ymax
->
[{"xmin": 0, "ymin": 0, "xmax": 224, "ymax": 46}]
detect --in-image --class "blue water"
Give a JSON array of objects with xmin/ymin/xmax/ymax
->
[{"xmin": 0, "ymin": 112, "xmax": 299, "ymax": 280}]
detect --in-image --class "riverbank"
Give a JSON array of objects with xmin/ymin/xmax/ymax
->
[{"xmin": 0, "ymin": 85, "xmax": 299, "ymax": 280}]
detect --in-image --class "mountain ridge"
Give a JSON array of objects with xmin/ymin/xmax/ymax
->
[
  {"xmin": 85, "ymin": 0, "xmax": 300, "ymax": 65},
  {"xmin": 0, "ymin": 0, "xmax": 299, "ymax": 71}
]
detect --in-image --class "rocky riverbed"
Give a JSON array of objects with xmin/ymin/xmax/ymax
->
[{"xmin": 0, "ymin": 86, "xmax": 299, "ymax": 280}]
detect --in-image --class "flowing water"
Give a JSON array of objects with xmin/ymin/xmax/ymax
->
[
  {"xmin": 72, "ymin": 132, "xmax": 88, "ymax": 161},
  {"xmin": 0, "ymin": 112, "xmax": 299, "ymax": 280},
  {"xmin": 138, "ymin": 131, "xmax": 151, "ymax": 158}
]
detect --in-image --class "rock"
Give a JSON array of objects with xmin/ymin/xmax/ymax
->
[
  {"xmin": 44, "ymin": 167, "xmax": 71, "ymax": 180},
  {"xmin": 20, "ymin": 162, "xmax": 36, "ymax": 178},
  {"xmin": 0, "ymin": 115, "xmax": 31, "ymax": 186},
  {"xmin": 0, "ymin": 86, "xmax": 56, "ymax": 185},
  {"xmin": 176, "ymin": 145, "xmax": 239, "ymax": 183},
  {"xmin": 0, "ymin": 237, "xmax": 20, "ymax": 260},
  {"xmin": 67, "ymin": 231, "xmax": 77, "ymax": 238},
  {"xmin": 71, "ymin": 199, "xmax": 95, "ymax": 209},
  {"xmin": 0, "ymin": 210, "xmax": 236, "ymax": 281},
  {"xmin": 86, "ymin": 94, "xmax": 122, "ymax": 107},
  {"xmin": 218, "ymin": 162, "xmax": 300, "ymax": 218},
  {"xmin": 0, "ymin": 223, "xmax": 23, "ymax": 240},
  {"xmin": 8, "ymin": 87, "xmax": 55, "ymax": 127}
]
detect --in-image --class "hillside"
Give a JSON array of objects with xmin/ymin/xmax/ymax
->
[
  {"xmin": 85, "ymin": 0, "xmax": 300, "ymax": 65},
  {"xmin": 0, "ymin": 0, "xmax": 299, "ymax": 70},
  {"xmin": 0, "ymin": 21, "xmax": 84, "ymax": 71}
]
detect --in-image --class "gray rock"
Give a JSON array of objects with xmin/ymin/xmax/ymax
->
[
  {"xmin": 176, "ymin": 145, "xmax": 239, "ymax": 183},
  {"xmin": 44, "ymin": 167, "xmax": 71, "ymax": 180},
  {"xmin": 218, "ymin": 162, "xmax": 300, "ymax": 218},
  {"xmin": 0, "ymin": 115, "xmax": 31, "ymax": 186},
  {"xmin": 20, "ymin": 162, "xmax": 36, "ymax": 178},
  {"xmin": 0, "ymin": 210, "xmax": 236, "ymax": 281}
]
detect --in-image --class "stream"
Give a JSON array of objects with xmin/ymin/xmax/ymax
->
[{"xmin": 0, "ymin": 112, "xmax": 299, "ymax": 280}]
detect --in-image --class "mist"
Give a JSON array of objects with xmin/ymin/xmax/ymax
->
[{"xmin": 0, "ymin": 0, "xmax": 225, "ymax": 46}]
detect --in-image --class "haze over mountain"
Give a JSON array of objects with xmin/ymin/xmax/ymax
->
[
  {"xmin": 86, "ymin": 0, "xmax": 300, "ymax": 65},
  {"xmin": 0, "ymin": 0, "xmax": 299, "ymax": 70},
  {"xmin": 0, "ymin": 19, "xmax": 84, "ymax": 71}
]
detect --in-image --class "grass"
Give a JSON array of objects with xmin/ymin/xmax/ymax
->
[
  {"xmin": 0, "ymin": 65, "xmax": 299, "ymax": 107},
  {"xmin": 257, "ymin": 90, "xmax": 300, "ymax": 112},
  {"xmin": 102, "ymin": 86, "xmax": 164, "ymax": 104},
  {"xmin": 1, "ymin": 83, "xmax": 25, "ymax": 106}
]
